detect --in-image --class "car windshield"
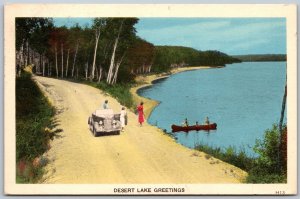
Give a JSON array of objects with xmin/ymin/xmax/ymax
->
[{"xmin": 94, "ymin": 109, "xmax": 114, "ymax": 118}]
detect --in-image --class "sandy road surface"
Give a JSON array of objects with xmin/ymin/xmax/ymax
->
[{"xmin": 34, "ymin": 76, "xmax": 247, "ymax": 184}]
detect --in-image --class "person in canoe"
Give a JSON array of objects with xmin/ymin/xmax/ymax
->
[
  {"xmin": 204, "ymin": 116, "xmax": 210, "ymax": 125},
  {"xmin": 182, "ymin": 118, "xmax": 189, "ymax": 127},
  {"xmin": 195, "ymin": 121, "xmax": 199, "ymax": 127}
]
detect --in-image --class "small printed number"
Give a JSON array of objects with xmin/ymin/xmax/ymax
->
[{"xmin": 275, "ymin": 191, "xmax": 285, "ymax": 195}]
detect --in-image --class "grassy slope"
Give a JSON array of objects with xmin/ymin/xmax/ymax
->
[{"xmin": 16, "ymin": 72, "xmax": 56, "ymax": 183}]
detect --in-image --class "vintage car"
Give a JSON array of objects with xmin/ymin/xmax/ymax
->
[{"xmin": 88, "ymin": 109, "xmax": 122, "ymax": 136}]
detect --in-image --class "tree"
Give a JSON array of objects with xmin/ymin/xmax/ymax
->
[
  {"xmin": 68, "ymin": 24, "xmax": 82, "ymax": 78},
  {"xmin": 49, "ymin": 29, "xmax": 60, "ymax": 77},
  {"xmin": 16, "ymin": 18, "xmax": 54, "ymax": 70},
  {"xmin": 90, "ymin": 18, "xmax": 107, "ymax": 81},
  {"xmin": 277, "ymin": 71, "xmax": 287, "ymax": 171},
  {"xmin": 125, "ymin": 38, "xmax": 155, "ymax": 74},
  {"xmin": 48, "ymin": 27, "xmax": 68, "ymax": 78},
  {"xmin": 105, "ymin": 18, "xmax": 139, "ymax": 84}
]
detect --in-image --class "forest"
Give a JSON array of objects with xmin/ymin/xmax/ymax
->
[
  {"xmin": 233, "ymin": 54, "xmax": 287, "ymax": 62},
  {"xmin": 16, "ymin": 17, "xmax": 241, "ymax": 84}
]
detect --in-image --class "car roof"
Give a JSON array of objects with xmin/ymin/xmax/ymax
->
[{"xmin": 94, "ymin": 109, "xmax": 114, "ymax": 117}]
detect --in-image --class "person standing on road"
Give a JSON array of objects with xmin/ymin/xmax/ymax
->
[
  {"xmin": 103, "ymin": 100, "xmax": 109, "ymax": 109},
  {"xmin": 137, "ymin": 102, "xmax": 145, "ymax": 127},
  {"xmin": 120, "ymin": 107, "xmax": 127, "ymax": 132}
]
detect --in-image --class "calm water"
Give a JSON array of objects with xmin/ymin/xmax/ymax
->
[{"xmin": 139, "ymin": 62, "xmax": 286, "ymax": 156}]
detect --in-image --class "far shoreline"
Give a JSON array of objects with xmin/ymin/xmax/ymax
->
[{"xmin": 130, "ymin": 65, "xmax": 224, "ymax": 120}]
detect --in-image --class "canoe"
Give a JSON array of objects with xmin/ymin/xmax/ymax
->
[{"xmin": 171, "ymin": 123, "xmax": 217, "ymax": 132}]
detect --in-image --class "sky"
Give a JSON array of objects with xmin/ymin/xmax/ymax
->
[{"xmin": 54, "ymin": 17, "xmax": 286, "ymax": 55}]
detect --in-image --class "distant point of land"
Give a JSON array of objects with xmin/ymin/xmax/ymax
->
[{"xmin": 232, "ymin": 54, "xmax": 286, "ymax": 62}]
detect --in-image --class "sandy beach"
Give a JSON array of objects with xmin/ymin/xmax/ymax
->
[{"xmin": 33, "ymin": 65, "xmax": 246, "ymax": 184}]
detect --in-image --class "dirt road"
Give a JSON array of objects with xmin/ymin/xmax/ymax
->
[{"xmin": 34, "ymin": 76, "xmax": 247, "ymax": 184}]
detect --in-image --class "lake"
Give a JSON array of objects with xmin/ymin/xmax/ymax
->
[{"xmin": 138, "ymin": 62, "xmax": 287, "ymax": 156}]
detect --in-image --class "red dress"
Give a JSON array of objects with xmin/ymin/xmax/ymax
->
[{"xmin": 137, "ymin": 105, "xmax": 144, "ymax": 123}]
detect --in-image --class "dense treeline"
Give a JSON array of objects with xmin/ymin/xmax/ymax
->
[
  {"xmin": 233, "ymin": 54, "xmax": 287, "ymax": 62},
  {"xmin": 16, "ymin": 18, "xmax": 241, "ymax": 83},
  {"xmin": 152, "ymin": 46, "xmax": 241, "ymax": 73},
  {"xmin": 16, "ymin": 17, "xmax": 153, "ymax": 84}
]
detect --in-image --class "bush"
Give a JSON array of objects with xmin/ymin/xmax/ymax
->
[
  {"xmin": 16, "ymin": 72, "xmax": 56, "ymax": 183},
  {"xmin": 246, "ymin": 171, "xmax": 287, "ymax": 183},
  {"xmin": 195, "ymin": 124, "xmax": 287, "ymax": 183},
  {"xmin": 195, "ymin": 144, "xmax": 253, "ymax": 171},
  {"xmin": 246, "ymin": 124, "xmax": 287, "ymax": 183},
  {"xmin": 253, "ymin": 124, "xmax": 280, "ymax": 172},
  {"xmin": 83, "ymin": 81, "xmax": 135, "ymax": 109}
]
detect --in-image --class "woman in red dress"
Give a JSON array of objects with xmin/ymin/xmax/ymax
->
[{"xmin": 137, "ymin": 102, "xmax": 145, "ymax": 126}]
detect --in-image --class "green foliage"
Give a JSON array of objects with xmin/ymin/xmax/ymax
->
[
  {"xmin": 16, "ymin": 72, "xmax": 59, "ymax": 183},
  {"xmin": 125, "ymin": 37, "xmax": 155, "ymax": 74},
  {"xmin": 84, "ymin": 80, "xmax": 135, "ymax": 109},
  {"xmin": 16, "ymin": 18, "xmax": 54, "ymax": 51},
  {"xmin": 152, "ymin": 46, "xmax": 241, "ymax": 73},
  {"xmin": 195, "ymin": 124, "xmax": 287, "ymax": 183},
  {"xmin": 152, "ymin": 46, "xmax": 199, "ymax": 73},
  {"xmin": 246, "ymin": 125, "xmax": 287, "ymax": 183},
  {"xmin": 195, "ymin": 144, "xmax": 253, "ymax": 171},
  {"xmin": 16, "ymin": 18, "xmax": 243, "ymax": 84},
  {"xmin": 253, "ymin": 124, "xmax": 280, "ymax": 172},
  {"xmin": 246, "ymin": 170, "xmax": 287, "ymax": 183},
  {"xmin": 233, "ymin": 54, "xmax": 287, "ymax": 62},
  {"xmin": 16, "ymin": 160, "xmax": 45, "ymax": 183}
]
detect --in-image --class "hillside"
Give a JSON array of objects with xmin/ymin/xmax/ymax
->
[
  {"xmin": 151, "ymin": 46, "xmax": 241, "ymax": 73},
  {"xmin": 232, "ymin": 54, "xmax": 286, "ymax": 62}
]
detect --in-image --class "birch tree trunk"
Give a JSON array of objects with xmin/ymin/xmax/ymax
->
[
  {"xmin": 76, "ymin": 66, "xmax": 79, "ymax": 79},
  {"xmin": 55, "ymin": 44, "xmax": 58, "ymax": 78},
  {"xmin": 91, "ymin": 30, "xmax": 100, "ymax": 81},
  {"xmin": 71, "ymin": 41, "xmax": 79, "ymax": 77},
  {"xmin": 148, "ymin": 64, "xmax": 152, "ymax": 73},
  {"xmin": 65, "ymin": 48, "xmax": 70, "ymax": 77},
  {"xmin": 279, "ymin": 85, "xmax": 287, "ymax": 133},
  {"xmin": 277, "ymin": 70, "xmax": 287, "ymax": 172},
  {"xmin": 276, "ymin": 83, "xmax": 287, "ymax": 172},
  {"xmin": 112, "ymin": 54, "xmax": 125, "ymax": 84},
  {"xmin": 106, "ymin": 38, "xmax": 118, "ymax": 84},
  {"xmin": 25, "ymin": 41, "xmax": 29, "ymax": 66},
  {"xmin": 98, "ymin": 66, "xmax": 103, "ymax": 83},
  {"xmin": 61, "ymin": 43, "xmax": 64, "ymax": 78},
  {"xmin": 42, "ymin": 54, "xmax": 45, "ymax": 76},
  {"xmin": 95, "ymin": 65, "xmax": 98, "ymax": 80},
  {"xmin": 37, "ymin": 53, "xmax": 41, "ymax": 74},
  {"xmin": 20, "ymin": 39, "xmax": 25, "ymax": 67},
  {"xmin": 107, "ymin": 21, "xmax": 123, "ymax": 84},
  {"xmin": 85, "ymin": 61, "xmax": 89, "ymax": 80},
  {"xmin": 47, "ymin": 62, "xmax": 49, "ymax": 76},
  {"xmin": 29, "ymin": 48, "xmax": 32, "ymax": 65},
  {"xmin": 112, "ymin": 63, "xmax": 119, "ymax": 84},
  {"xmin": 50, "ymin": 61, "xmax": 52, "ymax": 76}
]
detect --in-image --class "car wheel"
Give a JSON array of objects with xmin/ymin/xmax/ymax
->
[{"xmin": 93, "ymin": 126, "xmax": 98, "ymax": 137}]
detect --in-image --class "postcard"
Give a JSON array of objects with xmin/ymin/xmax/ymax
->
[{"xmin": 4, "ymin": 4, "xmax": 297, "ymax": 195}]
